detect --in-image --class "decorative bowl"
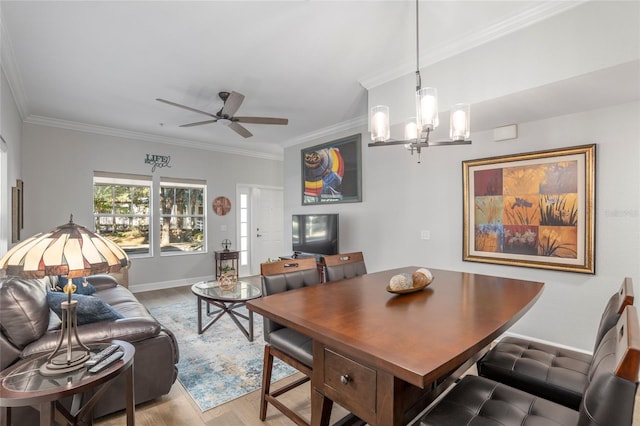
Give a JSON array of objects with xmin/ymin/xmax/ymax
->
[{"xmin": 386, "ymin": 276, "xmax": 433, "ymax": 294}]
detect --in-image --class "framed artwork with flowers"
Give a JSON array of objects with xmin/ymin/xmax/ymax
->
[
  {"xmin": 463, "ymin": 144, "xmax": 595, "ymax": 274},
  {"xmin": 301, "ymin": 134, "xmax": 362, "ymax": 205}
]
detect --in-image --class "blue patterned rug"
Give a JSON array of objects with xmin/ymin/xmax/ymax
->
[{"xmin": 149, "ymin": 301, "xmax": 295, "ymax": 412}]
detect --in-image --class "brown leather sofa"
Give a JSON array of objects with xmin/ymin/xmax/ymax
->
[{"xmin": 0, "ymin": 274, "xmax": 179, "ymax": 423}]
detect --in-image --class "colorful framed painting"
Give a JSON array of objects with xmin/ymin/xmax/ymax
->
[
  {"xmin": 463, "ymin": 144, "xmax": 595, "ymax": 274},
  {"xmin": 301, "ymin": 134, "xmax": 362, "ymax": 205}
]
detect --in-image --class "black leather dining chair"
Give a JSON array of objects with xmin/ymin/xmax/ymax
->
[
  {"xmin": 477, "ymin": 277, "xmax": 634, "ymax": 410},
  {"xmin": 259, "ymin": 258, "xmax": 321, "ymax": 426},
  {"xmin": 418, "ymin": 304, "xmax": 640, "ymax": 426},
  {"xmin": 322, "ymin": 251, "xmax": 367, "ymax": 282}
]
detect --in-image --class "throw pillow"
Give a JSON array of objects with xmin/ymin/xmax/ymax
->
[
  {"xmin": 46, "ymin": 292, "xmax": 123, "ymax": 325},
  {"xmin": 56, "ymin": 276, "xmax": 97, "ymax": 295}
]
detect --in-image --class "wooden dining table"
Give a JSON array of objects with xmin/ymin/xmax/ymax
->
[{"xmin": 247, "ymin": 267, "xmax": 544, "ymax": 426}]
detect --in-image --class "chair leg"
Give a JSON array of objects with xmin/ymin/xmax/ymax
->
[{"xmin": 260, "ymin": 345, "xmax": 274, "ymax": 421}]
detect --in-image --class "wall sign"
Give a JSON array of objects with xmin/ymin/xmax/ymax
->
[{"xmin": 144, "ymin": 154, "xmax": 171, "ymax": 172}]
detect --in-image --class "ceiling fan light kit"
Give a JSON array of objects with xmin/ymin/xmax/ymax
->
[
  {"xmin": 368, "ymin": 0, "xmax": 472, "ymax": 163},
  {"xmin": 156, "ymin": 91, "xmax": 288, "ymax": 138}
]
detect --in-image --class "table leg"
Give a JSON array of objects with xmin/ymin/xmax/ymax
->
[
  {"xmin": 248, "ymin": 309, "xmax": 254, "ymax": 342},
  {"xmin": 126, "ymin": 363, "xmax": 135, "ymax": 426},
  {"xmin": 40, "ymin": 401, "xmax": 55, "ymax": 426},
  {"xmin": 1, "ymin": 407, "xmax": 10, "ymax": 426},
  {"xmin": 311, "ymin": 387, "xmax": 333, "ymax": 426},
  {"xmin": 197, "ymin": 296, "xmax": 204, "ymax": 334}
]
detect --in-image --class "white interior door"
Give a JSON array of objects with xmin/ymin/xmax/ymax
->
[
  {"xmin": 237, "ymin": 185, "xmax": 284, "ymax": 276},
  {"xmin": 252, "ymin": 187, "xmax": 284, "ymax": 274}
]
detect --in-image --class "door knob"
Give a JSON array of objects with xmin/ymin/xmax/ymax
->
[{"xmin": 257, "ymin": 234, "xmax": 262, "ymax": 238}]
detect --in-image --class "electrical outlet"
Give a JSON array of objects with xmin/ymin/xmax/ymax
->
[{"xmin": 420, "ymin": 230, "xmax": 430, "ymax": 240}]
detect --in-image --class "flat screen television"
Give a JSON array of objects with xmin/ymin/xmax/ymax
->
[{"xmin": 292, "ymin": 214, "xmax": 339, "ymax": 256}]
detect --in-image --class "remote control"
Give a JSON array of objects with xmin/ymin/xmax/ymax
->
[
  {"xmin": 88, "ymin": 351, "xmax": 124, "ymax": 374},
  {"xmin": 86, "ymin": 344, "xmax": 120, "ymax": 367}
]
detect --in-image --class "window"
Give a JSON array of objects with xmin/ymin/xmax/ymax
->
[
  {"xmin": 160, "ymin": 178, "xmax": 206, "ymax": 254},
  {"xmin": 239, "ymin": 193, "xmax": 248, "ymax": 266},
  {"xmin": 93, "ymin": 172, "xmax": 152, "ymax": 256}
]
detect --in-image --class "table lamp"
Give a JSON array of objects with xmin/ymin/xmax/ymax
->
[{"xmin": 0, "ymin": 215, "xmax": 129, "ymax": 375}]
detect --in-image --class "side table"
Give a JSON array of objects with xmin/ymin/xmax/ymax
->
[
  {"xmin": 215, "ymin": 250, "xmax": 239, "ymax": 279},
  {"xmin": 0, "ymin": 340, "xmax": 135, "ymax": 426}
]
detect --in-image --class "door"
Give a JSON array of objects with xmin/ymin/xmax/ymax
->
[
  {"xmin": 237, "ymin": 185, "xmax": 284, "ymax": 276},
  {"xmin": 252, "ymin": 187, "xmax": 284, "ymax": 273}
]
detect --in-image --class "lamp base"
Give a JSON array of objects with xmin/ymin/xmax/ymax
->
[{"xmin": 40, "ymin": 349, "xmax": 91, "ymax": 376}]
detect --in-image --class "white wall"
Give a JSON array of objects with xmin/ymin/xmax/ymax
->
[{"xmin": 20, "ymin": 123, "xmax": 283, "ymax": 290}]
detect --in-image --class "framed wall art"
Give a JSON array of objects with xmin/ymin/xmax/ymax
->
[
  {"xmin": 301, "ymin": 134, "xmax": 362, "ymax": 205},
  {"xmin": 212, "ymin": 196, "xmax": 231, "ymax": 216},
  {"xmin": 463, "ymin": 144, "xmax": 595, "ymax": 274}
]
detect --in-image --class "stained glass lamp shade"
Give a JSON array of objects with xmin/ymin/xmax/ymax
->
[{"xmin": 0, "ymin": 216, "xmax": 129, "ymax": 375}]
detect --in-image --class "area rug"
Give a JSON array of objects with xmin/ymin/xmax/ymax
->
[{"xmin": 149, "ymin": 301, "xmax": 296, "ymax": 412}]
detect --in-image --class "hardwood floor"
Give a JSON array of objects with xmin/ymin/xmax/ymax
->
[
  {"xmin": 96, "ymin": 277, "xmax": 351, "ymax": 426},
  {"xmin": 96, "ymin": 278, "xmax": 640, "ymax": 426}
]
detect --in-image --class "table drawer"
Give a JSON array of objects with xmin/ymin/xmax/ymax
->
[
  {"xmin": 324, "ymin": 348, "xmax": 376, "ymax": 413},
  {"xmin": 216, "ymin": 251, "xmax": 238, "ymax": 260}
]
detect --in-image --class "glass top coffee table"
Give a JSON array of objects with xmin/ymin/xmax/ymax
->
[{"xmin": 191, "ymin": 280, "xmax": 262, "ymax": 341}]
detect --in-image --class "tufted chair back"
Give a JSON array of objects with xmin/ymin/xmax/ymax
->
[
  {"xmin": 260, "ymin": 257, "xmax": 321, "ymax": 343},
  {"xmin": 322, "ymin": 252, "xmax": 367, "ymax": 282},
  {"xmin": 592, "ymin": 277, "xmax": 634, "ymax": 352},
  {"xmin": 578, "ymin": 304, "xmax": 640, "ymax": 426}
]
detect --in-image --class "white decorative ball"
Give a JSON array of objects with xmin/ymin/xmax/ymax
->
[
  {"xmin": 390, "ymin": 274, "xmax": 412, "ymax": 291},
  {"xmin": 415, "ymin": 268, "xmax": 433, "ymax": 281}
]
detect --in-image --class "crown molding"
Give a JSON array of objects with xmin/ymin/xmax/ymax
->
[
  {"xmin": 23, "ymin": 115, "xmax": 284, "ymax": 161},
  {"xmin": 280, "ymin": 115, "xmax": 368, "ymax": 148},
  {"xmin": 359, "ymin": 1, "xmax": 588, "ymax": 90}
]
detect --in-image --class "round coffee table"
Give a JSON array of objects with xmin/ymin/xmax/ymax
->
[
  {"xmin": 0, "ymin": 340, "xmax": 135, "ymax": 425},
  {"xmin": 191, "ymin": 280, "xmax": 262, "ymax": 341}
]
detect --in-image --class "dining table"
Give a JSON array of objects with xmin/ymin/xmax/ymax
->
[{"xmin": 247, "ymin": 266, "xmax": 544, "ymax": 426}]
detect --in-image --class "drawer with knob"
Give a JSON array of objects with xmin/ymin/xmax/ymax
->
[{"xmin": 323, "ymin": 348, "xmax": 377, "ymax": 414}]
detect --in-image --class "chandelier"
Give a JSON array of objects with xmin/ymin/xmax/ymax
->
[{"xmin": 368, "ymin": 0, "xmax": 472, "ymax": 162}]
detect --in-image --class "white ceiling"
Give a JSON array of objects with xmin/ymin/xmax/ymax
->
[{"xmin": 1, "ymin": 1, "xmax": 636, "ymax": 159}]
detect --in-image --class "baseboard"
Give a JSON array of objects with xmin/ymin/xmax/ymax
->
[
  {"xmin": 129, "ymin": 275, "xmax": 214, "ymax": 293},
  {"xmin": 500, "ymin": 331, "xmax": 592, "ymax": 355}
]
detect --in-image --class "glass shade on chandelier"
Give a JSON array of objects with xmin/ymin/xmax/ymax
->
[
  {"xmin": 370, "ymin": 105, "xmax": 390, "ymax": 143},
  {"xmin": 416, "ymin": 87, "xmax": 439, "ymax": 132},
  {"xmin": 450, "ymin": 103, "xmax": 470, "ymax": 141}
]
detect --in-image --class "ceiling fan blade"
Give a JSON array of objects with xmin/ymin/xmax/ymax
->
[
  {"xmin": 220, "ymin": 91, "xmax": 245, "ymax": 117},
  {"xmin": 156, "ymin": 98, "xmax": 217, "ymax": 118},
  {"xmin": 228, "ymin": 122, "xmax": 253, "ymax": 138},
  {"xmin": 234, "ymin": 116, "xmax": 288, "ymax": 125},
  {"xmin": 179, "ymin": 119, "xmax": 219, "ymax": 128}
]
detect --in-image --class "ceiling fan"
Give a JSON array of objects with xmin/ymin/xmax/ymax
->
[{"xmin": 156, "ymin": 91, "xmax": 288, "ymax": 138}]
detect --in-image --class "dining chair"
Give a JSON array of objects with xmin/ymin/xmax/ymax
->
[
  {"xmin": 477, "ymin": 277, "xmax": 634, "ymax": 409},
  {"xmin": 259, "ymin": 258, "xmax": 322, "ymax": 426},
  {"xmin": 417, "ymin": 304, "xmax": 640, "ymax": 426},
  {"xmin": 322, "ymin": 251, "xmax": 367, "ymax": 282}
]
